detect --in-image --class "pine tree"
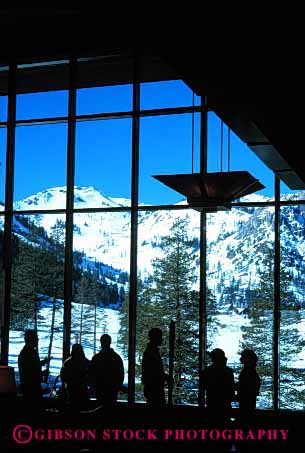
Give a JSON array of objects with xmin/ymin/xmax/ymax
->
[
  {"xmin": 10, "ymin": 217, "xmax": 45, "ymax": 330},
  {"xmin": 118, "ymin": 284, "xmax": 132, "ymax": 358},
  {"xmin": 119, "ymin": 218, "xmax": 199, "ymax": 403},
  {"xmin": 74, "ymin": 268, "xmax": 101, "ymax": 348},
  {"xmin": 11, "ymin": 238, "xmax": 36, "ymax": 329},
  {"xmin": 118, "ymin": 218, "xmax": 219, "ymax": 403},
  {"xmin": 90, "ymin": 269, "xmax": 99, "ymax": 354},
  {"xmin": 45, "ymin": 219, "xmax": 65, "ymax": 376},
  {"xmin": 76, "ymin": 274, "xmax": 89, "ymax": 344},
  {"xmin": 278, "ymin": 246, "xmax": 305, "ymax": 408},
  {"xmin": 29, "ymin": 218, "xmax": 41, "ymax": 330}
]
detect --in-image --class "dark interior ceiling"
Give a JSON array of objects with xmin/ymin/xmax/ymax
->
[
  {"xmin": 0, "ymin": 8, "xmax": 303, "ymax": 189},
  {"xmin": 157, "ymin": 46, "xmax": 304, "ymax": 189}
]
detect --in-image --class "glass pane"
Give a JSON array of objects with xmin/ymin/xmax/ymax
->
[
  {"xmin": 9, "ymin": 214, "xmax": 65, "ymax": 390},
  {"xmin": 0, "ymin": 128, "xmax": 6, "ymax": 207},
  {"xmin": 0, "ymin": 66, "xmax": 8, "ymax": 122},
  {"xmin": 139, "ymin": 114, "xmax": 201, "ymax": 205},
  {"xmin": 77, "ymin": 86, "xmax": 132, "ymax": 115},
  {"xmin": 72, "ymin": 212, "xmax": 130, "ymax": 401},
  {"xmin": 280, "ymin": 205, "xmax": 305, "ymax": 409},
  {"xmin": 140, "ymin": 80, "xmax": 200, "ymax": 110},
  {"xmin": 0, "ymin": 99, "xmax": 8, "ymax": 123},
  {"xmin": 13, "ymin": 124, "xmax": 67, "ymax": 209},
  {"xmin": 16, "ymin": 60, "xmax": 69, "ymax": 120},
  {"xmin": 207, "ymin": 112, "xmax": 274, "ymax": 201},
  {"xmin": 16, "ymin": 91, "xmax": 68, "ymax": 120},
  {"xmin": 280, "ymin": 181, "xmax": 305, "ymax": 201},
  {"xmin": 75, "ymin": 119, "xmax": 132, "ymax": 207},
  {"xmin": 76, "ymin": 55, "xmax": 133, "ymax": 115},
  {"xmin": 206, "ymin": 207, "xmax": 274, "ymax": 409},
  {"xmin": 135, "ymin": 210, "xmax": 200, "ymax": 404}
]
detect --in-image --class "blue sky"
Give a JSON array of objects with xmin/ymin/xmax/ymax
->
[{"xmin": 0, "ymin": 80, "xmax": 296, "ymax": 206}]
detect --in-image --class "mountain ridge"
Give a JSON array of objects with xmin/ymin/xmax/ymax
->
[{"xmin": 3, "ymin": 185, "xmax": 305, "ymax": 308}]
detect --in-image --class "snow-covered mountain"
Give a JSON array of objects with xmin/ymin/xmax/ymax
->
[
  {"xmin": 10, "ymin": 185, "xmax": 305, "ymax": 307},
  {"xmin": 1, "ymin": 184, "xmax": 305, "ymax": 318},
  {"xmin": 13, "ymin": 187, "xmax": 131, "ymax": 271},
  {"xmin": 14, "ymin": 186, "xmax": 128, "ymax": 210}
]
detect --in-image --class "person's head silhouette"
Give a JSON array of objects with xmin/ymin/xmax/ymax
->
[
  {"xmin": 100, "ymin": 334, "xmax": 112, "ymax": 350},
  {"xmin": 209, "ymin": 348, "xmax": 227, "ymax": 366},
  {"xmin": 148, "ymin": 328, "xmax": 163, "ymax": 346},
  {"xmin": 24, "ymin": 329, "xmax": 38, "ymax": 348},
  {"xmin": 71, "ymin": 343, "xmax": 86, "ymax": 360},
  {"xmin": 240, "ymin": 349, "xmax": 258, "ymax": 367}
]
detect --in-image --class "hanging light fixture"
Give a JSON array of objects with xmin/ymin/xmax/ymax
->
[{"xmin": 153, "ymin": 97, "xmax": 265, "ymax": 212}]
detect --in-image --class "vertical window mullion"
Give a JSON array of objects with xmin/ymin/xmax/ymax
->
[
  {"xmin": 199, "ymin": 97, "xmax": 208, "ymax": 405},
  {"xmin": 1, "ymin": 62, "xmax": 16, "ymax": 365},
  {"xmin": 63, "ymin": 57, "xmax": 76, "ymax": 361},
  {"xmin": 273, "ymin": 174, "xmax": 280, "ymax": 410},
  {"xmin": 128, "ymin": 55, "xmax": 140, "ymax": 404}
]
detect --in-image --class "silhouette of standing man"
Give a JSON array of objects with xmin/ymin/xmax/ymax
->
[
  {"xmin": 18, "ymin": 329, "xmax": 50, "ymax": 411},
  {"xmin": 142, "ymin": 328, "xmax": 166, "ymax": 407},
  {"xmin": 202, "ymin": 348, "xmax": 234, "ymax": 425},
  {"xmin": 89, "ymin": 334, "xmax": 124, "ymax": 410},
  {"xmin": 237, "ymin": 349, "xmax": 260, "ymax": 424}
]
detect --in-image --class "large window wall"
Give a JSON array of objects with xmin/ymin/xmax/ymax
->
[{"xmin": 0, "ymin": 56, "xmax": 304, "ymax": 410}]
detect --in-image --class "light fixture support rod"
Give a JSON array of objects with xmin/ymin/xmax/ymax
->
[
  {"xmin": 220, "ymin": 120, "xmax": 223, "ymax": 172},
  {"xmin": 227, "ymin": 127, "xmax": 231, "ymax": 171},
  {"xmin": 192, "ymin": 91, "xmax": 195, "ymax": 173}
]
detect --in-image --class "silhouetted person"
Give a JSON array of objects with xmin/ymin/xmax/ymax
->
[
  {"xmin": 237, "ymin": 349, "xmax": 260, "ymax": 423},
  {"xmin": 89, "ymin": 334, "xmax": 124, "ymax": 410},
  {"xmin": 61, "ymin": 343, "xmax": 90, "ymax": 410},
  {"xmin": 202, "ymin": 348, "xmax": 234, "ymax": 425},
  {"xmin": 18, "ymin": 329, "xmax": 50, "ymax": 412},
  {"xmin": 142, "ymin": 328, "xmax": 166, "ymax": 407}
]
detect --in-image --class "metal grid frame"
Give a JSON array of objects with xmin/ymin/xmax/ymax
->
[{"xmin": 0, "ymin": 55, "xmax": 304, "ymax": 410}]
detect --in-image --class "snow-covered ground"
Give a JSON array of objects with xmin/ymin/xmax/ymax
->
[
  {"xmin": 9, "ymin": 305, "xmax": 305, "ymax": 396},
  {"xmin": 9, "ymin": 302, "xmax": 128, "ymax": 386},
  {"xmin": 209, "ymin": 313, "xmax": 251, "ymax": 363}
]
